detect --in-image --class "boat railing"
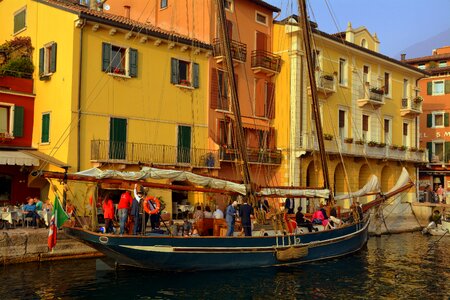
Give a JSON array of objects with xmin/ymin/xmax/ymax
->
[{"xmin": 91, "ymin": 139, "xmax": 219, "ymax": 168}]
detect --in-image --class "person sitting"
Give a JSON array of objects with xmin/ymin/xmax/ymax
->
[
  {"xmin": 23, "ymin": 197, "xmax": 40, "ymax": 228},
  {"xmin": 34, "ymin": 197, "xmax": 43, "ymax": 211},
  {"xmin": 312, "ymin": 207, "xmax": 325, "ymax": 225},
  {"xmin": 204, "ymin": 206, "xmax": 213, "ymax": 218},
  {"xmin": 182, "ymin": 218, "xmax": 192, "ymax": 236},
  {"xmin": 295, "ymin": 206, "xmax": 317, "ymax": 232},
  {"xmin": 213, "ymin": 206, "xmax": 224, "ymax": 219},
  {"xmin": 193, "ymin": 205, "xmax": 204, "ymax": 222}
]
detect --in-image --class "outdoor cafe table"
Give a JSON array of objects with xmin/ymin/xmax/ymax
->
[{"xmin": 1, "ymin": 210, "xmax": 22, "ymax": 226}]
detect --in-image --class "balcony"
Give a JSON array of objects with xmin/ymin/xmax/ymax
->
[
  {"xmin": 91, "ymin": 140, "xmax": 219, "ymax": 168},
  {"xmin": 400, "ymin": 97, "xmax": 422, "ymax": 117},
  {"xmin": 357, "ymin": 84, "xmax": 384, "ymax": 109},
  {"xmin": 219, "ymin": 146, "xmax": 282, "ymax": 165},
  {"xmin": 308, "ymin": 72, "xmax": 336, "ymax": 98},
  {"xmin": 251, "ymin": 50, "xmax": 281, "ymax": 76},
  {"xmin": 212, "ymin": 38, "xmax": 247, "ymax": 65},
  {"xmin": 300, "ymin": 133, "xmax": 428, "ymax": 163}
]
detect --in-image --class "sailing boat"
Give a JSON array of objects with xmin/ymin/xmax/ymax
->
[{"xmin": 41, "ymin": 0, "xmax": 412, "ymax": 271}]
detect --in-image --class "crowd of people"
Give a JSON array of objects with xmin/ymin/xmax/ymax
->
[{"xmin": 423, "ymin": 184, "xmax": 447, "ymax": 204}]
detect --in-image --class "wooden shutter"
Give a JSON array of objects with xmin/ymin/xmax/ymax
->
[
  {"xmin": 266, "ymin": 82, "xmax": 275, "ymax": 119},
  {"xmin": 128, "ymin": 48, "xmax": 138, "ymax": 77},
  {"xmin": 362, "ymin": 115, "xmax": 368, "ymax": 131},
  {"xmin": 445, "ymin": 113, "xmax": 449, "ymax": 127},
  {"xmin": 427, "ymin": 114, "xmax": 432, "ymax": 127},
  {"xmin": 13, "ymin": 106, "xmax": 24, "ymax": 137},
  {"xmin": 446, "ymin": 142, "xmax": 450, "ymax": 162},
  {"xmin": 109, "ymin": 118, "xmax": 127, "ymax": 160},
  {"xmin": 256, "ymin": 31, "xmax": 267, "ymax": 51},
  {"xmin": 384, "ymin": 119, "xmax": 389, "ymax": 133},
  {"xmin": 339, "ymin": 110, "xmax": 345, "ymax": 128},
  {"xmin": 41, "ymin": 113, "xmax": 50, "ymax": 143},
  {"xmin": 427, "ymin": 82, "xmax": 432, "ymax": 95},
  {"xmin": 427, "ymin": 142, "xmax": 432, "ymax": 162},
  {"xmin": 39, "ymin": 48, "xmax": 44, "ymax": 75},
  {"xmin": 192, "ymin": 63, "xmax": 199, "ymax": 88},
  {"xmin": 50, "ymin": 43, "xmax": 57, "ymax": 73},
  {"xmin": 210, "ymin": 68, "xmax": 219, "ymax": 109},
  {"xmin": 170, "ymin": 58, "xmax": 179, "ymax": 84},
  {"xmin": 269, "ymin": 127, "xmax": 276, "ymax": 149},
  {"xmin": 445, "ymin": 80, "xmax": 450, "ymax": 94},
  {"xmin": 255, "ymin": 79, "xmax": 265, "ymax": 117},
  {"xmin": 102, "ymin": 42, "xmax": 111, "ymax": 72}
]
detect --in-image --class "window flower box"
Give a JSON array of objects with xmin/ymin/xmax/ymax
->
[
  {"xmin": 321, "ymin": 74, "xmax": 334, "ymax": 81},
  {"xmin": 413, "ymin": 96, "xmax": 423, "ymax": 103},
  {"xmin": 180, "ymin": 79, "xmax": 191, "ymax": 86},
  {"xmin": 377, "ymin": 143, "xmax": 386, "ymax": 148},
  {"xmin": 418, "ymin": 148, "xmax": 425, "ymax": 153},
  {"xmin": 368, "ymin": 141, "xmax": 378, "ymax": 147},
  {"xmin": 344, "ymin": 137, "xmax": 353, "ymax": 143},
  {"xmin": 409, "ymin": 147, "xmax": 418, "ymax": 152},
  {"xmin": 399, "ymin": 145, "xmax": 407, "ymax": 151},
  {"xmin": 370, "ymin": 87, "xmax": 384, "ymax": 95},
  {"xmin": 390, "ymin": 145, "xmax": 398, "ymax": 150},
  {"xmin": 355, "ymin": 140, "xmax": 365, "ymax": 145},
  {"xmin": 323, "ymin": 134, "xmax": 333, "ymax": 141},
  {"xmin": 113, "ymin": 67, "xmax": 125, "ymax": 75}
]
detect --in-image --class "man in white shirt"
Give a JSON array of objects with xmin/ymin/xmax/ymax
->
[{"xmin": 213, "ymin": 207, "xmax": 224, "ymax": 219}]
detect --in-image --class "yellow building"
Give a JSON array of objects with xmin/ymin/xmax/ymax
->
[
  {"xmin": 273, "ymin": 17, "xmax": 427, "ymax": 209},
  {"xmin": 0, "ymin": 0, "xmax": 211, "ymax": 211}
]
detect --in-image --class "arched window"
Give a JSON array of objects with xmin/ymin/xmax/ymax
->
[{"xmin": 361, "ymin": 39, "xmax": 367, "ymax": 48}]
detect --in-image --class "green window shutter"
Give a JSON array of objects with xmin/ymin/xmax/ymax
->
[
  {"xmin": 128, "ymin": 48, "xmax": 138, "ymax": 77},
  {"xmin": 170, "ymin": 58, "xmax": 179, "ymax": 84},
  {"xmin": 445, "ymin": 142, "xmax": 450, "ymax": 162},
  {"xmin": 41, "ymin": 114, "xmax": 50, "ymax": 143},
  {"xmin": 50, "ymin": 43, "xmax": 57, "ymax": 73},
  {"xmin": 102, "ymin": 42, "xmax": 111, "ymax": 72},
  {"xmin": 109, "ymin": 118, "xmax": 127, "ymax": 160},
  {"xmin": 14, "ymin": 10, "xmax": 25, "ymax": 33},
  {"xmin": 445, "ymin": 113, "xmax": 449, "ymax": 127},
  {"xmin": 13, "ymin": 106, "xmax": 24, "ymax": 137},
  {"xmin": 192, "ymin": 63, "xmax": 199, "ymax": 88},
  {"xmin": 39, "ymin": 48, "xmax": 44, "ymax": 75},
  {"xmin": 445, "ymin": 80, "xmax": 450, "ymax": 94},
  {"xmin": 427, "ymin": 114, "xmax": 432, "ymax": 128},
  {"xmin": 427, "ymin": 82, "xmax": 432, "ymax": 95},
  {"xmin": 427, "ymin": 142, "xmax": 432, "ymax": 163}
]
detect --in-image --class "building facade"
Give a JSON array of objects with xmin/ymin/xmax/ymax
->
[
  {"xmin": 404, "ymin": 46, "xmax": 450, "ymax": 199},
  {"xmin": 273, "ymin": 17, "xmax": 427, "ymax": 209}
]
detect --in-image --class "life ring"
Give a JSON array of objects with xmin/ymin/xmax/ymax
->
[{"xmin": 143, "ymin": 196, "xmax": 160, "ymax": 215}]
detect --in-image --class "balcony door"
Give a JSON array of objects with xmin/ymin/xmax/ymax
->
[
  {"xmin": 177, "ymin": 125, "xmax": 191, "ymax": 163},
  {"xmin": 256, "ymin": 31, "xmax": 267, "ymax": 51},
  {"xmin": 109, "ymin": 118, "xmax": 127, "ymax": 160}
]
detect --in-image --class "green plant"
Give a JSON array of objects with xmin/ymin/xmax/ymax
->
[
  {"xmin": 0, "ymin": 57, "xmax": 34, "ymax": 78},
  {"xmin": 377, "ymin": 143, "xmax": 386, "ymax": 148},
  {"xmin": 399, "ymin": 145, "xmax": 407, "ymax": 151},
  {"xmin": 322, "ymin": 74, "xmax": 334, "ymax": 81},
  {"xmin": 418, "ymin": 148, "xmax": 425, "ymax": 153},
  {"xmin": 414, "ymin": 96, "xmax": 423, "ymax": 103},
  {"xmin": 355, "ymin": 140, "xmax": 365, "ymax": 145},
  {"xmin": 344, "ymin": 137, "xmax": 353, "ymax": 143},
  {"xmin": 409, "ymin": 147, "xmax": 417, "ymax": 152},
  {"xmin": 370, "ymin": 87, "xmax": 384, "ymax": 95},
  {"xmin": 390, "ymin": 145, "xmax": 398, "ymax": 150},
  {"xmin": 368, "ymin": 141, "xmax": 378, "ymax": 147},
  {"xmin": 323, "ymin": 134, "xmax": 333, "ymax": 140}
]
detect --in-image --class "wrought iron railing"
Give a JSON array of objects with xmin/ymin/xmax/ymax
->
[
  {"xmin": 251, "ymin": 50, "xmax": 281, "ymax": 73},
  {"xmin": 402, "ymin": 97, "xmax": 422, "ymax": 111},
  {"xmin": 212, "ymin": 38, "xmax": 247, "ymax": 62},
  {"xmin": 219, "ymin": 146, "xmax": 282, "ymax": 165},
  {"xmin": 91, "ymin": 140, "xmax": 219, "ymax": 168}
]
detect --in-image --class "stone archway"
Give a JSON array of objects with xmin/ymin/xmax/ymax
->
[
  {"xmin": 333, "ymin": 162, "xmax": 346, "ymax": 195},
  {"xmin": 381, "ymin": 165, "xmax": 395, "ymax": 192},
  {"xmin": 358, "ymin": 164, "xmax": 372, "ymax": 204},
  {"xmin": 306, "ymin": 160, "xmax": 319, "ymax": 187}
]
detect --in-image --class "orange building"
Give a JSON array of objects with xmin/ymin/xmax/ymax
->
[
  {"xmin": 102, "ymin": 0, "xmax": 282, "ymax": 186},
  {"xmin": 404, "ymin": 46, "xmax": 450, "ymax": 200}
]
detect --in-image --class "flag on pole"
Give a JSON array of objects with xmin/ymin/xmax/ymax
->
[{"xmin": 48, "ymin": 196, "xmax": 70, "ymax": 251}]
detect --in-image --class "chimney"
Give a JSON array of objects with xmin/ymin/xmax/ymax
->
[
  {"xmin": 400, "ymin": 53, "xmax": 406, "ymax": 61},
  {"xmin": 124, "ymin": 5, "xmax": 130, "ymax": 19}
]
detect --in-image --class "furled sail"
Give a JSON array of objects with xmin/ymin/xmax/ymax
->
[
  {"xmin": 386, "ymin": 167, "xmax": 411, "ymax": 194},
  {"xmin": 258, "ymin": 188, "xmax": 330, "ymax": 198},
  {"xmin": 334, "ymin": 175, "xmax": 380, "ymax": 200},
  {"xmin": 75, "ymin": 167, "xmax": 247, "ymax": 195}
]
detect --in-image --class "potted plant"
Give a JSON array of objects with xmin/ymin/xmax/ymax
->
[
  {"xmin": 322, "ymin": 74, "xmax": 334, "ymax": 81},
  {"xmin": 409, "ymin": 147, "xmax": 417, "ymax": 152},
  {"xmin": 368, "ymin": 141, "xmax": 378, "ymax": 147},
  {"xmin": 323, "ymin": 133, "xmax": 333, "ymax": 141},
  {"xmin": 370, "ymin": 87, "xmax": 384, "ymax": 95},
  {"xmin": 390, "ymin": 145, "xmax": 398, "ymax": 150},
  {"xmin": 355, "ymin": 140, "xmax": 365, "ymax": 145},
  {"xmin": 377, "ymin": 142, "xmax": 386, "ymax": 148},
  {"xmin": 399, "ymin": 145, "xmax": 407, "ymax": 151},
  {"xmin": 344, "ymin": 137, "xmax": 353, "ymax": 143},
  {"xmin": 414, "ymin": 96, "xmax": 423, "ymax": 103},
  {"xmin": 418, "ymin": 148, "xmax": 425, "ymax": 153}
]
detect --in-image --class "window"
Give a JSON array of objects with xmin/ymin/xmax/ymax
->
[
  {"xmin": 170, "ymin": 58, "xmax": 199, "ymax": 88},
  {"xmin": 427, "ymin": 112, "xmax": 449, "ymax": 128},
  {"xmin": 160, "ymin": 0, "xmax": 168, "ymax": 9},
  {"xmin": 418, "ymin": 64, "xmax": 425, "ymax": 70},
  {"xmin": 439, "ymin": 61, "xmax": 447, "ymax": 68},
  {"xmin": 360, "ymin": 39, "xmax": 367, "ymax": 48},
  {"xmin": 14, "ymin": 7, "xmax": 26, "ymax": 34},
  {"xmin": 339, "ymin": 58, "xmax": 347, "ymax": 86},
  {"xmin": 102, "ymin": 42, "xmax": 138, "ymax": 78},
  {"xmin": 38, "ymin": 42, "xmax": 57, "ymax": 79},
  {"xmin": 434, "ymin": 142, "xmax": 444, "ymax": 162},
  {"xmin": 384, "ymin": 118, "xmax": 392, "ymax": 144},
  {"xmin": 41, "ymin": 113, "xmax": 50, "ymax": 144},
  {"xmin": 0, "ymin": 104, "xmax": 24, "ymax": 138},
  {"xmin": 218, "ymin": 120, "xmax": 231, "ymax": 146},
  {"xmin": 338, "ymin": 109, "xmax": 346, "ymax": 138},
  {"xmin": 403, "ymin": 122, "xmax": 409, "ymax": 147},
  {"xmin": 362, "ymin": 114, "xmax": 369, "ymax": 141},
  {"xmin": 403, "ymin": 79, "xmax": 408, "ymax": 98},
  {"xmin": 363, "ymin": 65, "xmax": 370, "ymax": 85},
  {"xmin": 432, "ymin": 80, "xmax": 444, "ymax": 95},
  {"xmin": 255, "ymin": 12, "xmax": 268, "ymax": 25},
  {"xmin": 384, "ymin": 72, "xmax": 390, "ymax": 96},
  {"xmin": 224, "ymin": 0, "xmax": 233, "ymax": 11},
  {"xmin": 217, "ymin": 70, "xmax": 229, "ymax": 110}
]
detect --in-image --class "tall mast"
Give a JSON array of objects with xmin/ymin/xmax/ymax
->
[
  {"xmin": 215, "ymin": 0, "xmax": 253, "ymax": 196},
  {"xmin": 298, "ymin": 0, "xmax": 333, "ymax": 201}
]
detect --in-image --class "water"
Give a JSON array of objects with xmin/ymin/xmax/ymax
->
[{"xmin": 1, "ymin": 232, "xmax": 449, "ymax": 299}]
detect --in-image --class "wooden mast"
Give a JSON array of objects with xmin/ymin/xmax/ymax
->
[
  {"xmin": 215, "ymin": 0, "xmax": 253, "ymax": 196},
  {"xmin": 298, "ymin": 0, "xmax": 333, "ymax": 202}
]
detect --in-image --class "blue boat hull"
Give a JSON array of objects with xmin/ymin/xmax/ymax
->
[{"xmin": 65, "ymin": 219, "xmax": 369, "ymax": 271}]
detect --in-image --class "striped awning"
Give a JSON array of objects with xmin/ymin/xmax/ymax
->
[{"xmin": 0, "ymin": 151, "xmax": 39, "ymax": 166}]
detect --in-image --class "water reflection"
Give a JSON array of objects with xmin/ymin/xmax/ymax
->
[{"xmin": 0, "ymin": 232, "xmax": 449, "ymax": 299}]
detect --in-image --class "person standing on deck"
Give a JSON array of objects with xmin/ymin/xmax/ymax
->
[
  {"xmin": 102, "ymin": 194, "xmax": 115, "ymax": 233},
  {"xmin": 285, "ymin": 198, "xmax": 295, "ymax": 214},
  {"xmin": 118, "ymin": 190, "xmax": 132, "ymax": 235},
  {"xmin": 226, "ymin": 201, "xmax": 238, "ymax": 236},
  {"xmin": 239, "ymin": 198, "xmax": 254, "ymax": 236}
]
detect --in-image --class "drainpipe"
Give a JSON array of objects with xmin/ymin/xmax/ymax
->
[
  {"xmin": 415, "ymin": 74, "xmax": 426, "ymax": 201},
  {"xmin": 77, "ymin": 19, "xmax": 86, "ymax": 172}
]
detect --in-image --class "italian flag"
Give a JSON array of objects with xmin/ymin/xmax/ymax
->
[{"xmin": 48, "ymin": 196, "xmax": 69, "ymax": 251}]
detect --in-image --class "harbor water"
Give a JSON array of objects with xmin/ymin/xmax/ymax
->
[{"xmin": 1, "ymin": 232, "xmax": 449, "ymax": 299}]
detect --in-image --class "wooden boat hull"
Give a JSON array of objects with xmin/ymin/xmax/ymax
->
[{"xmin": 64, "ymin": 219, "xmax": 369, "ymax": 271}]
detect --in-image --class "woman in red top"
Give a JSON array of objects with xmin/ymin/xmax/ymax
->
[
  {"xmin": 102, "ymin": 194, "xmax": 115, "ymax": 233},
  {"xmin": 118, "ymin": 191, "xmax": 132, "ymax": 235}
]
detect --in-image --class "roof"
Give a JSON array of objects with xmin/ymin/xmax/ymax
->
[
  {"xmin": 275, "ymin": 15, "xmax": 428, "ymax": 76},
  {"xmin": 404, "ymin": 53, "xmax": 450, "ymax": 64},
  {"xmin": 250, "ymin": 0, "xmax": 281, "ymax": 12},
  {"xmin": 35, "ymin": 0, "xmax": 211, "ymax": 50}
]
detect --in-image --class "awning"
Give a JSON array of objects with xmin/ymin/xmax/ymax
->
[
  {"xmin": 227, "ymin": 115, "xmax": 270, "ymax": 131},
  {"xmin": 20, "ymin": 150, "xmax": 69, "ymax": 169},
  {"xmin": 0, "ymin": 150, "xmax": 39, "ymax": 166}
]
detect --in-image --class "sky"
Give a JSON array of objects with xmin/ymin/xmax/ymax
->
[{"xmin": 265, "ymin": 0, "xmax": 450, "ymax": 59}]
